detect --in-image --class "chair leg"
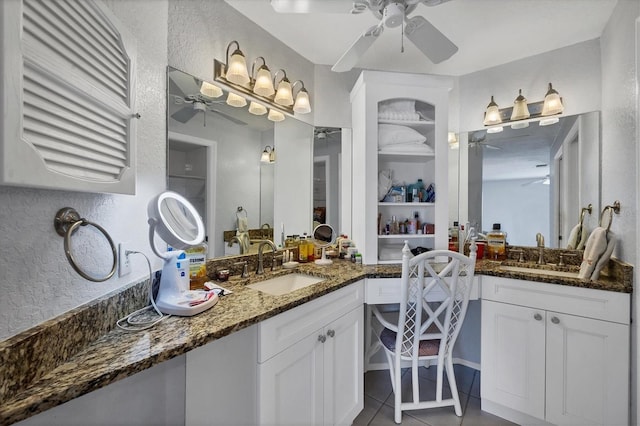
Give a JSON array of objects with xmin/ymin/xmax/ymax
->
[
  {"xmin": 394, "ymin": 367, "xmax": 402, "ymax": 424},
  {"xmin": 445, "ymin": 358, "xmax": 462, "ymax": 416}
]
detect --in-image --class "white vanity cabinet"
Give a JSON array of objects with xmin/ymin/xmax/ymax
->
[
  {"xmin": 481, "ymin": 276, "xmax": 630, "ymax": 426},
  {"xmin": 350, "ymin": 70, "xmax": 453, "ymax": 264},
  {"xmin": 257, "ymin": 282, "xmax": 364, "ymax": 426}
]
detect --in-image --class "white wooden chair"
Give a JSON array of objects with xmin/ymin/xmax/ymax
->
[{"xmin": 371, "ymin": 242, "xmax": 477, "ymax": 423}]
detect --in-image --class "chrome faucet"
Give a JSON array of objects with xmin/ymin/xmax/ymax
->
[
  {"xmin": 228, "ymin": 236, "xmax": 246, "ymax": 254},
  {"xmin": 256, "ymin": 240, "xmax": 277, "ymax": 275},
  {"xmin": 536, "ymin": 233, "xmax": 545, "ymax": 265}
]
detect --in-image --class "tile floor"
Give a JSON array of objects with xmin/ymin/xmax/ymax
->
[{"xmin": 354, "ymin": 365, "xmax": 518, "ymax": 426}]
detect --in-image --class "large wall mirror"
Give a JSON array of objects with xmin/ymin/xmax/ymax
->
[
  {"xmin": 454, "ymin": 111, "xmax": 600, "ymax": 248},
  {"xmin": 167, "ymin": 67, "xmax": 314, "ymax": 258},
  {"xmin": 313, "ymin": 127, "xmax": 342, "ymax": 235}
]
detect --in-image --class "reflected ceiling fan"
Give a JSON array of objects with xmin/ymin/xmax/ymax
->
[
  {"xmin": 168, "ymin": 73, "xmax": 246, "ymax": 126},
  {"xmin": 469, "ymin": 133, "xmax": 501, "ymax": 150},
  {"xmin": 271, "ymin": 0, "xmax": 458, "ymax": 72},
  {"xmin": 314, "ymin": 127, "xmax": 341, "ymax": 139}
]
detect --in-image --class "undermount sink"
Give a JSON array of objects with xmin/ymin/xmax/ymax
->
[
  {"xmin": 499, "ymin": 265, "xmax": 581, "ymax": 279},
  {"xmin": 247, "ymin": 273, "xmax": 326, "ymax": 296}
]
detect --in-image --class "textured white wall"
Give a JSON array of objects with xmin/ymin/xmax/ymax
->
[
  {"xmin": 0, "ymin": 0, "xmax": 169, "ymax": 341},
  {"xmin": 599, "ymin": 2, "xmax": 640, "ymax": 424}
]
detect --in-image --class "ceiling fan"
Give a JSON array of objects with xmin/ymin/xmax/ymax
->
[
  {"xmin": 314, "ymin": 127, "xmax": 341, "ymax": 139},
  {"xmin": 469, "ymin": 132, "xmax": 501, "ymax": 150},
  {"xmin": 168, "ymin": 72, "xmax": 246, "ymax": 126},
  {"xmin": 271, "ymin": 0, "xmax": 458, "ymax": 72}
]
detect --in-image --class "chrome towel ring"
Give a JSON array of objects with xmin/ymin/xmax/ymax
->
[
  {"xmin": 54, "ymin": 207, "xmax": 117, "ymax": 282},
  {"xmin": 599, "ymin": 200, "xmax": 621, "ymax": 233}
]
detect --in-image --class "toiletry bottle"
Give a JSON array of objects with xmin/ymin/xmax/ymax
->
[
  {"xmin": 391, "ymin": 215, "xmax": 399, "ymax": 234},
  {"xmin": 486, "ymin": 223, "xmax": 507, "ymax": 260},
  {"xmin": 299, "ymin": 233, "xmax": 308, "ymax": 262},
  {"xmin": 306, "ymin": 235, "xmax": 315, "ymax": 261}
]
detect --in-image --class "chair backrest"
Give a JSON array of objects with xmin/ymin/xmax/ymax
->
[{"xmin": 395, "ymin": 242, "xmax": 477, "ymax": 361}]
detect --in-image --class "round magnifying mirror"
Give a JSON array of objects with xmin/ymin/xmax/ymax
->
[{"xmin": 313, "ymin": 224, "xmax": 335, "ymax": 265}]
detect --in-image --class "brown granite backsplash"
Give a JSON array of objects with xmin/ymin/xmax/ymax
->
[
  {"xmin": 0, "ymin": 276, "xmax": 151, "ymax": 404},
  {"xmin": 222, "ymin": 228, "xmax": 274, "ymax": 243}
]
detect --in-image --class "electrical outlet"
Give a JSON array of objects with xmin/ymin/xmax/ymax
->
[{"xmin": 118, "ymin": 243, "xmax": 132, "ymax": 277}]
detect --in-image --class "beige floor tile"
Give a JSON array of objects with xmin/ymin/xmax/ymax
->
[
  {"xmin": 462, "ymin": 396, "xmax": 519, "ymax": 426},
  {"xmin": 353, "ymin": 395, "xmax": 385, "ymax": 425},
  {"xmin": 365, "ymin": 369, "xmax": 395, "ymax": 403}
]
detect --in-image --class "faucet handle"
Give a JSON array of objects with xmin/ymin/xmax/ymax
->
[
  {"xmin": 233, "ymin": 261, "xmax": 250, "ymax": 278},
  {"xmin": 558, "ymin": 252, "xmax": 578, "ymax": 267},
  {"xmin": 509, "ymin": 249, "xmax": 525, "ymax": 263}
]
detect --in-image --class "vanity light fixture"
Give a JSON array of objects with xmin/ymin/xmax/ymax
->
[
  {"xmin": 252, "ymin": 57, "xmax": 275, "ymax": 97},
  {"xmin": 292, "ymin": 80, "xmax": 312, "ymax": 114},
  {"xmin": 483, "ymin": 83, "xmax": 564, "ymax": 132},
  {"xmin": 213, "ymin": 41, "xmax": 312, "ymax": 119},
  {"xmin": 447, "ymin": 132, "xmax": 459, "ymax": 149},
  {"xmin": 273, "ymin": 70, "xmax": 294, "ymax": 106},
  {"xmin": 200, "ymin": 81, "xmax": 223, "ymax": 98},
  {"xmin": 482, "ymin": 96, "xmax": 502, "ymax": 126},
  {"xmin": 225, "ymin": 41, "xmax": 250, "ymax": 85},
  {"xmin": 226, "ymin": 92, "xmax": 247, "ymax": 108},
  {"xmin": 541, "ymin": 83, "xmax": 564, "ymax": 116},
  {"xmin": 267, "ymin": 108, "xmax": 285, "ymax": 122},
  {"xmin": 249, "ymin": 101, "xmax": 268, "ymax": 115},
  {"xmin": 510, "ymin": 89, "xmax": 530, "ymax": 121},
  {"xmin": 261, "ymin": 145, "xmax": 276, "ymax": 163}
]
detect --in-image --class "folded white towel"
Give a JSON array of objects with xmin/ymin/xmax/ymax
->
[
  {"xmin": 379, "ymin": 143, "xmax": 434, "ymax": 154},
  {"xmin": 590, "ymin": 231, "xmax": 616, "ymax": 280},
  {"xmin": 578, "ymin": 227, "xmax": 608, "ymax": 280},
  {"xmin": 566, "ymin": 224, "xmax": 581, "ymax": 249},
  {"xmin": 237, "ymin": 216, "xmax": 248, "ymax": 232}
]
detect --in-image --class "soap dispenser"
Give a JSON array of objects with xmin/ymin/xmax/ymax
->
[{"xmin": 486, "ymin": 223, "xmax": 507, "ymax": 260}]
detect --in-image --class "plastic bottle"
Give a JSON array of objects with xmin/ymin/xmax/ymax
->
[
  {"xmin": 486, "ymin": 223, "xmax": 507, "ymax": 260},
  {"xmin": 390, "ymin": 215, "xmax": 399, "ymax": 234},
  {"xmin": 299, "ymin": 233, "xmax": 308, "ymax": 262},
  {"xmin": 306, "ymin": 235, "xmax": 315, "ymax": 261}
]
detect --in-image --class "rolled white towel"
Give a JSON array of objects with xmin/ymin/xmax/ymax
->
[
  {"xmin": 590, "ymin": 231, "xmax": 616, "ymax": 281},
  {"xmin": 578, "ymin": 227, "xmax": 608, "ymax": 280},
  {"xmin": 566, "ymin": 224, "xmax": 581, "ymax": 249}
]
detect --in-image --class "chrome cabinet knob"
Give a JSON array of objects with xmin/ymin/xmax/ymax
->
[
  {"xmin": 551, "ymin": 316, "xmax": 560, "ymax": 324},
  {"xmin": 318, "ymin": 334, "xmax": 326, "ymax": 343},
  {"xmin": 534, "ymin": 313, "xmax": 542, "ymax": 321},
  {"xmin": 327, "ymin": 329, "xmax": 335, "ymax": 338}
]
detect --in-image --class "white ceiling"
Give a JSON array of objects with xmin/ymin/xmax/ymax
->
[{"xmin": 225, "ymin": 0, "xmax": 616, "ymax": 76}]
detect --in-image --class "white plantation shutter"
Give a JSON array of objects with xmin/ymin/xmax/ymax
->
[{"xmin": 1, "ymin": 0, "xmax": 137, "ymax": 194}]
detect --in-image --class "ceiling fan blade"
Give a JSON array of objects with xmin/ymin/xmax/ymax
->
[
  {"xmin": 405, "ymin": 15, "xmax": 458, "ymax": 64},
  {"xmin": 270, "ymin": 0, "xmax": 354, "ymax": 13},
  {"xmin": 331, "ymin": 24, "xmax": 384, "ymax": 72},
  {"xmin": 171, "ymin": 106, "xmax": 199, "ymax": 123}
]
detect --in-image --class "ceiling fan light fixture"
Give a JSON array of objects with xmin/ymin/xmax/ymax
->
[
  {"xmin": 249, "ymin": 101, "xmax": 268, "ymax": 115},
  {"xmin": 200, "ymin": 81, "xmax": 223, "ymax": 98},
  {"xmin": 383, "ymin": 2, "xmax": 405, "ymax": 28},
  {"xmin": 225, "ymin": 41, "xmax": 250, "ymax": 86},
  {"xmin": 541, "ymin": 83, "xmax": 564, "ymax": 116},
  {"xmin": 510, "ymin": 89, "xmax": 530, "ymax": 121},
  {"xmin": 226, "ymin": 92, "xmax": 247, "ymax": 108},
  {"xmin": 483, "ymin": 96, "xmax": 502, "ymax": 126},
  {"xmin": 267, "ymin": 109, "xmax": 285, "ymax": 122}
]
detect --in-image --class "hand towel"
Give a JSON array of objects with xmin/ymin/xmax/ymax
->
[
  {"xmin": 590, "ymin": 231, "xmax": 616, "ymax": 281},
  {"xmin": 578, "ymin": 227, "xmax": 608, "ymax": 280},
  {"xmin": 566, "ymin": 224, "xmax": 581, "ymax": 249},
  {"xmin": 576, "ymin": 225, "xmax": 589, "ymax": 250},
  {"xmin": 237, "ymin": 216, "xmax": 248, "ymax": 233}
]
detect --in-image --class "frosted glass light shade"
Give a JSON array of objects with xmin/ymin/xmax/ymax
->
[
  {"xmin": 261, "ymin": 147, "xmax": 272, "ymax": 163},
  {"xmin": 510, "ymin": 89, "xmax": 530, "ymax": 121},
  {"xmin": 487, "ymin": 126, "xmax": 504, "ymax": 134},
  {"xmin": 226, "ymin": 92, "xmax": 247, "ymax": 107},
  {"xmin": 226, "ymin": 51, "xmax": 250, "ymax": 86},
  {"xmin": 274, "ymin": 79, "xmax": 294, "ymax": 106},
  {"xmin": 293, "ymin": 89, "xmax": 311, "ymax": 114},
  {"xmin": 253, "ymin": 67, "xmax": 275, "ymax": 97},
  {"xmin": 249, "ymin": 101, "xmax": 268, "ymax": 115},
  {"xmin": 541, "ymin": 83, "xmax": 564, "ymax": 116},
  {"xmin": 267, "ymin": 109, "xmax": 285, "ymax": 122},
  {"xmin": 200, "ymin": 81, "xmax": 223, "ymax": 98},
  {"xmin": 483, "ymin": 96, "xmax": 502, "ymax": 126}
]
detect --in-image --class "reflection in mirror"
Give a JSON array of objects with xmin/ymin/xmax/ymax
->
[
  {"xmin": 167, "ymin": 67, "xmax": 313, "ymax": 258},
  {"xmin": 460, "ymin": 112, "xmax": 600, "ymax": 248},
  {"xmin": 313, "ymin": 127, "xmax": 342, "ymax": 233},
  {"xmin": 312, "ymin": 223, "xmax": 335, "ymax": 265}
]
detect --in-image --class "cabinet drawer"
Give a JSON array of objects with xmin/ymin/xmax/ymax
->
[
  {"xmin": 258, "ymin": 281, "xmax": 364, "ymax": 363},
  {"xmin": 365, "ymin": 276, "xmax": 480, "ymax": 304},
  {"xmin": 482, "ymin": 276, "xmax": 630, "ymax": 324}
]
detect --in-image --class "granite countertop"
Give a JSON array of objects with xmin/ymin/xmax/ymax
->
[{"xmin": 0, "ymin": 255, "xmax": 632, "ymax": 425}]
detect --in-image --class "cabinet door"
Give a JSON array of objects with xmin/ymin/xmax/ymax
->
[
  {"xmin": 481, "ymin": 299, "xmax": 546, "ymax": 419},
  {"xmin": 258, "ymin": 329, "xmax": 324, "ymax": 425},
  {"xmin": 546, "ymin": 312, "xmax": 629, "ymax": 426},
  {"xmin": 324, "ymin": 305, "xmax": 364, "ymax": 426}
]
